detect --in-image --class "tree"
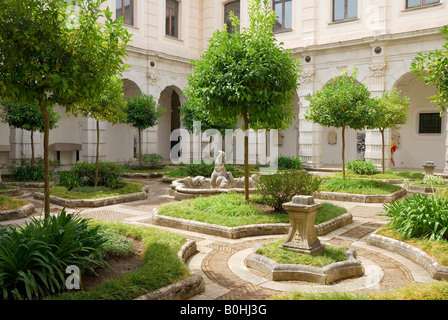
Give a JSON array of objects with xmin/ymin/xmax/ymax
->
[
  {"xmin": 124, "ymin": 94, "xmax": 164, "ymax": 169},
  {"xmin": 79, "ymin": 75, "xmax": 126, "ymax": 187},
  {"xmin": 184, "ymin": 0, "xmax": 301, "ymax": 200},
  {"xmin": 305, "ymin": 69, "xmax": 378, "ymax": 179},
  {"xmin": 0, "ymin": 0, "xmax": 131, "ymax": 219},
  {"xmin": 369, "ymin": 89, "xmax": 409, "ymax": 174},
  {"xmin": 0, "ymin": 100, "xmax": 61, "ymax": 166},
  {"xmin": 411, "ymin": 26, "xmax": 448, "ymax": 114}
]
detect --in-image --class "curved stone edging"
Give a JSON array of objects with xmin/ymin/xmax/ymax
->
[
  {"xmin": 0, "ymin": 203, "xmax": 35, "ymax": 222},
  {"xmin": 152, "ymin": 210, "xmax": 353, "ymax": 239},
  {"xmin": 5, "ymin": 181, "xmax": 55, "ymax": 188},
  {"xmin": 135, "ymin": 240, "xmax": 205, "ymax": 300},
  {"xmin": 405, "ymin": 184, "xmax": 447, "ymax": 194},
  {"xmin": 366, "ymin": 233, "xmax": 448, "ymax": 280},
  {"xmin": 314, "ymin": 188, "xmax": 407, "ymax": 203},
  {"xmin": 33, "ymin": 188, "xmax": 148, "ymax": 208},
  {"xmin": 244, "ymin": 245, "xmax": 364, "ymax": 284},
  {"xmin": 123, "ymin": 172, "xmax": 165, "ymax": 179},
  {"xmin": 0, "ymin": 188, "xmax": 23, "ymax": 197}
]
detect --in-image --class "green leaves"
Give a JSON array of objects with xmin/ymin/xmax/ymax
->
[
  {"xmin": 369, "ymin": 88, "xmax": 410, "ymax": 132},
  {"xmin": 124, "ymin": 94, "xmax": 164, "ymax": 131},
  {"xmin": 411, "ymin": 26, "xmax": 448, "ymax": 114}
]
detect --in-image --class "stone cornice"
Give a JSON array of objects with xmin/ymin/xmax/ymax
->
[{"xmin": 126, "ymin": 46, "xmax": 194, "ymax": 65}]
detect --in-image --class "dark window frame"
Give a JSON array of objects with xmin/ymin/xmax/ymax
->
[
  {"xmin": 273, "ymin": 0, "xmax": 293, "ymax": 33},
  {"xmin": 418, "ymin": 112, "xmax": 443, "ymax": 134},
  {"xmin": 224, "ymin": 0, "xmax": 241, "ymax": 34},
  {"xmin": 116, "ymin": 0, "xmax": 134, "ymax": 26},
  {"xmin": 332, "ymin": 0, "xmax": 358, "ymax": 22},
  {"xmin": 166, "ymin": 0, "xmax": 180, "ymax": 38},
  {"xmin": 406, "ymin": 0, "xmax": 441, "ymax": 9}
]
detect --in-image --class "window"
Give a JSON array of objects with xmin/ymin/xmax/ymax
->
[
  {"xmin": 419, "ymin": 113, "xmax": 442, "ymax": 134},
  {"xmin": 116, "ymin": 0, "xmax": 134, "ymax": 26},
  {"xmin": 333, "ymin": 0, "xmax": 358, "ymax": 22},
  {"xmin": 224, "ymin": 1, "xmax": 241, "ymax": 33},
  {"xmin": 273, "ymin": 0, "xmax": 292, "ymax": 32},
  {"xmin": 166, "ymin": 0, "xmax": 179, "ymax": 38},
  {"xmin": 406, "ymin": 0, "xmax": 440, "ymax": 9}
]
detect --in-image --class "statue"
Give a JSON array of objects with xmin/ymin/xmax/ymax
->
[
  {"xmin": 183, "ymin": 176, "xmax": 207, "ymax": 188},
  {"xmin": 210, "ymin": 151, "xmax": 232, "ymax": 189}
]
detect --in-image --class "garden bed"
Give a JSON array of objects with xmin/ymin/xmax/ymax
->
[
  {"xmin": 245, "ymin": 242, "xmax": 364, "ymax": 283},
  {"xmin": 33, "ymin": 182, "xmax": 148, "ymax": 208},
  {"xmin": 315, "ymin": 178, "xmax": 406, "ymax": 203},
  {"xmin": 46, "ymin": 222, "xmax": 204, "ymax": 301},
  {"xmin": 153, "ymin": 193, "xmax": 352, "ymax": 239},
  {"xmin": 0, "ymin": 195, "xmax": 35, "ymax": 221},
  {"xmin": 0, "ymin": 185, "xmax": 23, "ymax": 196}
]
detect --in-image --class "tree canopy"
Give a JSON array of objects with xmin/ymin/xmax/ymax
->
[
  {"xmin": 305, "ymin": 69, "xmax": 378, "ymax": 178},
  {"xmin": 0, "ymin": 0, "xmax": 132, "ymax": 218},
  {"xmin": 411, "ymin": 26, "xmax": 448, "ymax": 114},
  {"xmin": 183, "ymin": 0, "xmax": 301, "ymax": 200}
]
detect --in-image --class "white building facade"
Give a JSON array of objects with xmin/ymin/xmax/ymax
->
[{"xmin": 0, "ymin": 0, "xmax": 447, "ymax": 173}]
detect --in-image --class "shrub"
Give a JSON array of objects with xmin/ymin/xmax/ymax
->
[
  {"xmin": 277, "ymin": 156, "xmax": 303, "ymax": 170},
  {"xmin": 346, "ymin": 159, "xmax": 379, "ymax": 175},
  {"xmin": 141, "ymin": 154, "xmax": 164, "ymax": 169},
  {"xmin": 422, "ymin": 174, "xmax": 446, "ymax": 186},
  {"xmin": 69, "ymin": 161, "xmax": 123, "ymax": 188},
  {"xmin": 0, "ymin": 209, "xmax": 108, "ymax": 300},
  {"xmin": 257, "ymin": 171, "xmax": 321, "ymax": 212},
  {"xmin": 9, "ymin": 158, "xmax": 59, "ymax": 182},
  {"xmin": 384, "ymin": 193, "xmax": 448, "ymax": 241}
]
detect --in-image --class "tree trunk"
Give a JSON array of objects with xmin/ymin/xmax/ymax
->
[
  {"xmin": 39, "ymin": 100, "xmax": 51, "ymax": 219},
  {"xmin": 139, "ymin": 128, "xmax": 142, "ymax": 170},
  {"xmin": 31, "ymin": 130, "xmax": 35, "ymax": 166},
  {"xmin": 243, "ymin": 111, "xmax": 249, "ymax": 202},
  {"xmin": 342, "ymin": 125, "xmax": 346, "ymax": 179},
  {"xmin": 381, "ymin": 128, "xmax": 385, "ymax": 174},
  {"xmin": 95, "ymin": 120, "xmax": 100, "ymax": 188}
]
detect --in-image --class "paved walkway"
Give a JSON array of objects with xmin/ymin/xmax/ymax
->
[{"xmin": 2, "ymin": 178, "xmax": 437, "ymax": 300}]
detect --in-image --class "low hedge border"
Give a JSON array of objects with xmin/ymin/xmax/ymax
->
[
  {"xmin": 367, "ymin": 233, "xmax": 448, "ymax": 281},
  {"xmin": 152, "ymin": 209, "xmax": 353, "ymax": 239},
  {"xmin": 314, "ymin": 188, "xmax": 407, "ymax": 204},
  {"xmin": 0, "ymin": 202, "xmax": 35, "ymax": 222},
  {"xmin": 135, "ymin": 239, "xmax": 205, "ymax": 300}
]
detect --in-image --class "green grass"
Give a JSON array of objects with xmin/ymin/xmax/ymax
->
[
  {"xmin": 407, "ymin": 180, "xmax": 447, "ymax": 188},
  {"xmin": 255, "ymin": 240, "xmax": 348, "ymax": 267},
  {"xmin": 51, "ymin": 222, "xmax": 190, "ymax": 300},
  {"xmin": 0, "ymin": 185, "xmax": 18, "ymax": 191},
  {"xmin": 271, "ymin": 281, "xmax": 448, "ymax": 300},
  {"xmin": 334, "ymin": 170, "xmax": 425, "ymax": 180},
  {"xmin": 48, "ymin": 182, "xmax": 144, "ymax": 200},
  {"xmin": 0, "ymin": 194, "xmax": 28, "ymax": 211},
  {"xmin": 157, "ymin": 192, "xmax": 347, "ymax": 227},
  {"xmin": 320, "ymin": 178, "xmax": 402, "ymax": 195},
  {"xmin": 377, "ymin": 225, "xmax": 448, "ymax": 266}
]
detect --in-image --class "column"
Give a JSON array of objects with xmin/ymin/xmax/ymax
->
[{"xmin": 81, "ymin": 117, "xmax": 106, "ymax": 163}]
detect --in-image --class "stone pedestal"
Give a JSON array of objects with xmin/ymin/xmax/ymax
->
[
  {"xmin": 281, "ymin": 195, "xmax": 325, "ymax": 255},
  {"xmin": 423, "ymin": 161, "xmax": 436, "ymax": 176}
]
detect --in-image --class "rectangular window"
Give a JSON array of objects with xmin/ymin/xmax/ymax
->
[
  {"xmin": 166, "ymin": 0, "xmax": 179, "ymax": 38},
  {"xmin": 116, "ymin": 0, "xmax": 134, "ymax": 26},
  {"xmin": 273, "ymin": 0, "xmax": 293, "ymax": 32},
  {"xmin": 419, "ymin": 113, "xmax": 442, "ymax": 134},
  {"xmin": 333, "ymin": 0, "xmax": 358, "ymax": 22},
  {"xmin": 406, "ymin": 0, "xmax": 440, "ymax": 9},
  {"xmin": 224, "ymin": 1, "xmax": 241, "ymax": 34}
]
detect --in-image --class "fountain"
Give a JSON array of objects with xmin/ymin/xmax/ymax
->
[
  {"xmin": 170, "ymin": 150, "xmax": 260, "ymax": 200},
  {"xmin": 423, "ymin": 161, "xmax": 437, "ymax": 176}
]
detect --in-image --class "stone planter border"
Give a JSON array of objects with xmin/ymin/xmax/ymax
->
[
  {"xmin": 33, "ymin": 186, "xmax": 148, "ymax": 208},
  {"xmin": 0, "ymin": 187, "xmax": 23, "ymax": 197},
  {"xmin": 314, "ymin": 188, "xmax": 407, "ymax": 203},
  {"xmin": 367, "ymin": 233, "xmax": 448, "ymax": 280},
  {"xmin": 135, "ymin": 240, "xmax": 205, "ymax": 300},
  {"xmin": 152, "ymin": 210, "xmax": 353, "ymax": 239},
  {"xmin": 405, "ymin": 184, "xmax": 447, "ymax": 194},
  {"xmin": 123, "ymin": 172, "xmax": 165, "ymax": 179},
  {"xmin": 5, "ymin": 181, "xmax": 55, "ymax": 188},
  {"xmin": 0, "ymin": 203, "xmax": 35, "ymax": 222},
  {"xmin": 244, "ymin": 244, "xmax": 364, "ymax": 284}
]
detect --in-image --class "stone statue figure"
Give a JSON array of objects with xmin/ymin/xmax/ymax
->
[{"xmin": 210, "ymin": 151, "xmax": 232, "ymax": 189}]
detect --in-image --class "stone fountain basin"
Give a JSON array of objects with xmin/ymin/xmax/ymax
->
[{"xmin": 170, "ymin": 178, "xmax": 257, "ymax": 201}]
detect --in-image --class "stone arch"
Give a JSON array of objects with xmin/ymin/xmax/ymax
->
[
  {"xmin": 157, "ymin": 86, "xmax": 186, "ymax": 161},
  {"xmin": 391, "ymin": 71, "xmax": 446, "ymax": 170}
]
